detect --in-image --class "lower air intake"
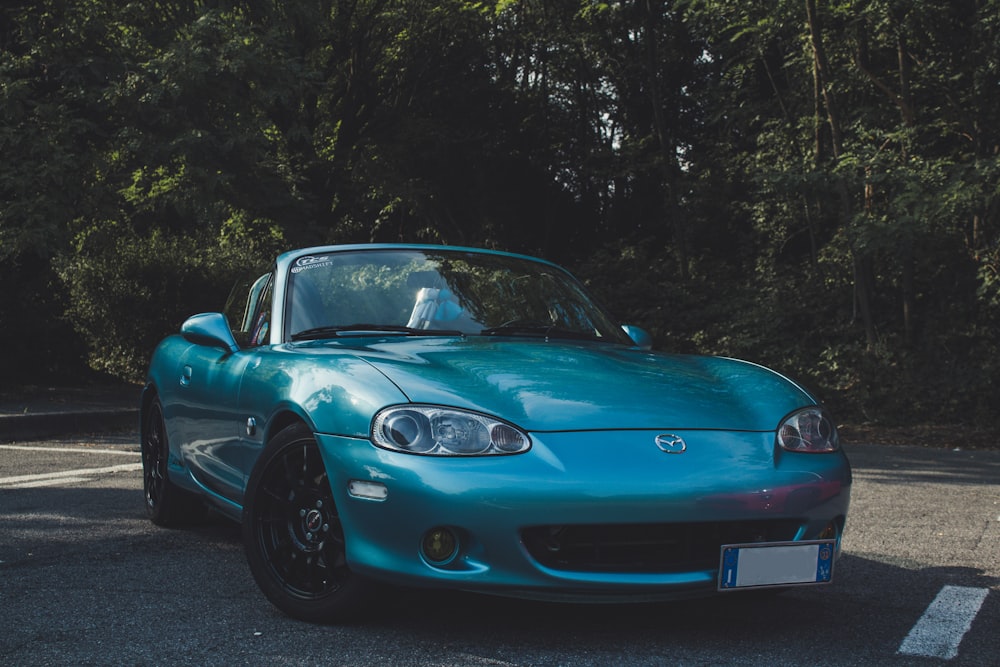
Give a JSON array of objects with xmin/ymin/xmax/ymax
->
[{"xmin": 521, "ymin": 520, "xmax": 802, "ymax": 573}]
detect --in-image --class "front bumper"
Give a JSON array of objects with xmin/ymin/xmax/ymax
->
[{"xmin": 315, "ymin": 429, "xmax": 851, "ymax": 600}]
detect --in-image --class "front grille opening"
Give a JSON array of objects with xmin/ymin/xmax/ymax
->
[{"xmin": 521, "ymin": 520, "xmax": 802, "ymax": 573}]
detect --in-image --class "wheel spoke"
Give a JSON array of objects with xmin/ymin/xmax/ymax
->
[
  {"xmin": 304, "ymin": 553, "xmax": 335, "ymax": 594},
  {"xmin": 279, "ymin": 451, "xmax": 301, "ymax": 489},
  {"xmin": 259, "ymin": 483, "xmax": 292, "ymax": 507},
  {"xmin": 142, "ymin": 406, "xmax": 167, "ymax": 507}
]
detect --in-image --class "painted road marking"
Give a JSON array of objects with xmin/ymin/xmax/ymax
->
[
  {"xmin": 10, "ymin": 476, "xmax": 91, "ymax": 489},
  {"xmin": 898, "ymin": 585, "xmax": 990, "ymax": 660},
  {"xmin": 0, "ymin": 463, "xmax": 143, "ymax": 489},
  {"xmin": 0, "ymin": 444, "xmax": 139, "ymax": 456}
]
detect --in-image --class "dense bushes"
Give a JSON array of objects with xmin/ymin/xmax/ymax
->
[
  {"xmin": 56, "ymin": 227, "xmax": 272, "ymax": 381},
  {"xmin": 574, "ymin": 240, "xmax": 999, "ymax": 426},
  {"xmin": 2, "ymin": 1, "xmax": 998, "ymax": 427}
]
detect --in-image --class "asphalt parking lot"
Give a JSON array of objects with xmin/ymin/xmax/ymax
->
[{"xmin": 1, "ymin": 406, "xmax": 998, "ymax": 665}]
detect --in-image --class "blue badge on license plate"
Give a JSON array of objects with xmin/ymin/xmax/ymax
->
[{"xmin": 718, "ymin": 540, "xmax": 835, "ymax": 591}]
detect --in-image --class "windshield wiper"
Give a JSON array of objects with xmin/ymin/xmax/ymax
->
[
  {"xmin": 291, "ymin": 324, "xmax": 464, "ymax": 341},
  {"xmin": 479, "ymin": 322, "xmax": 601, "ymax": 342}
]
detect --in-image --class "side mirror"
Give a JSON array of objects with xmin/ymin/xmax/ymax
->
[
  {"xmin": 621, "ymin": 324, "xmax": 653, "ymax": 350},
  {"xmin": 181, "ymin": 313, "xmax": 240, "ymax": 353}
]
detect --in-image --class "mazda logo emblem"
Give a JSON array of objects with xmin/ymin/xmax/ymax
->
[{"xmin": 655, "ymin": 434, "xmax": 687, "ymax": 453}]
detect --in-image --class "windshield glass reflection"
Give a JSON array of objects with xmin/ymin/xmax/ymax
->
[{"xmin": 284, "ymin": 249, "xmax": 630, "ymax": 344}]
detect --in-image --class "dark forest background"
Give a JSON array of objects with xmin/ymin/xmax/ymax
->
[{"xmin": 2, "ymin": 1, "xmax": 998, "ymax": 428}]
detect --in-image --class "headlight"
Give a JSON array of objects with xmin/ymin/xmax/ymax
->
[
  {"xmin": 777, "ymin": 407, "xmax": 840, "ymax": 453},
  {"xmin": 371, "ymin": 405, "xmax": 531, "ymax": 456}
]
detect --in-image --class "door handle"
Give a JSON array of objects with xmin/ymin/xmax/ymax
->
[{"xmin": 180, "ymin": 365, "xmax": 193, "ymax": 387}]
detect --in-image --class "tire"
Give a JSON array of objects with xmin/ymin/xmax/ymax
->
[
  {"xmin": 242, "ymin": 422, "xmax": 374, "ymax": 623},
  {"xmin": 141, "ymin": 397, "xmax": 205, "ymax": 526}
]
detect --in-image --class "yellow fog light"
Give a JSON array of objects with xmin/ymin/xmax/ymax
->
[
  {"xmin": 422, "ymin": 527, "xmax": 458, "ymax": 563},
  {"xmin": 819, "ymin": 521, "xmax": 838, "ymax": 539}
]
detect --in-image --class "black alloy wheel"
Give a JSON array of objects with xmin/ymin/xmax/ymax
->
[
  {"xmin": 242, "ymin": 422, "xmax": 373, "ymax": 623},
  {"xmin": 141, "ymin": 397, "xmax": 203, "ymax": 526}
]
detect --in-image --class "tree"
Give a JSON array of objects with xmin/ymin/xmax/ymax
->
[{"xmin": 1, "ymin": 0, "xmax": 997, "ymax": 422}]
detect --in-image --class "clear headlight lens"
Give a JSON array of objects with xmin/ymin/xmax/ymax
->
[
  {"xmin": 372, "ymin": 405, "xmax": 531, "ymax": 456},
  {"xmin": 777, "ymin": 407, "xmax": 840, "ymax": 453}
]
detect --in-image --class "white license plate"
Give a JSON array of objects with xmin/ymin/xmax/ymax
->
[{"xmin": 718, "ymin": 540, "xmax": 835, "ymax": 591}]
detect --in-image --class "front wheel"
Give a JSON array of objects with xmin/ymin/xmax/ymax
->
[{"xmin": 242, "ymin": 422, "xmax": 374, "ymax": 623}]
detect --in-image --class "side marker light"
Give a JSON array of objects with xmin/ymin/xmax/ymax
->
[{"xmin": 348, "ymin": 480, "xmax": 388, "ymax": 501}]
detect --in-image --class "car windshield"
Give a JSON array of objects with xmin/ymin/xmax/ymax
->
[{"xmin": 284, "ymin": 248, "xmax": 632, "ymax": 344}]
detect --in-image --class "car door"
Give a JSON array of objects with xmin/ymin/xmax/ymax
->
[
  {"xmin": 173, "ymin": 272, "xmax": 274, "ymax": 503},
  {"xmin": 173, "ymin": 343, "xmax": 253, "ymax": 503}
]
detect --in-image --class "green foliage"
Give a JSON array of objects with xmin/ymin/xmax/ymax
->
[
  {"xmin": 1, "ymin": 0, "xmax": 998, "ymax": 425},
  {"xmin": 58, "ymin": 225, "xmax": 270, "ymax": 380},
  {"xmin": 0, "ymin": 254, "xmax": 90, "ymax": 383}
]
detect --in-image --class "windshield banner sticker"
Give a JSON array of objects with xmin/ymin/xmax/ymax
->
[{"xmin": 291, "ymin": 255, "xmax": 333, "ymax": 273}]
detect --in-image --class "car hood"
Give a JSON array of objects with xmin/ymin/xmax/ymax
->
[{"xmin": 308, "ymin": 337, "xmax": 812, "ymax": 432}]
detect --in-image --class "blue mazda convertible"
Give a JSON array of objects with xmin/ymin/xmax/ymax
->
[{"xmin": 141, "ymin": 244, "xmax": 851, "ymax": 622}]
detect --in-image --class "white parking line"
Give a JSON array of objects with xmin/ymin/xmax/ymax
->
[
  {"xmin": 898, "ymin": 585, "xmax": 990, "ymax": 659},
  {"xmin": 0, "ymin": 444, "xmax": 139, "ymax": 456},
  {"xmin": 10, "ymin": 476, "xmax": 91, "ymax": 489},
  {"xmin": 0, "ymin": 463, "xmax": 143, "ymax": 489}
]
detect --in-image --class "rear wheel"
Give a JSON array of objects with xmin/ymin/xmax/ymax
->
[
  {"xmin": 141, "ymin": 397, "xmax": 204, "ymax": 526},
  {"xmin": 242, "ymin": 422, "xmax": 374, "ymax": 623}
]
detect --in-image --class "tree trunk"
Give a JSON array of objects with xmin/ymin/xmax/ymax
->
[
  {"xmin": 897, "ymin": 30, "xmax": 916, "ymax": 345},
  {"xmin": 643, "ymin": 0, "xmax": 688, "ymax": 281},
  {"xmin": 805, "ymin": 0, "xmax": 876, "ymax": 346}
]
